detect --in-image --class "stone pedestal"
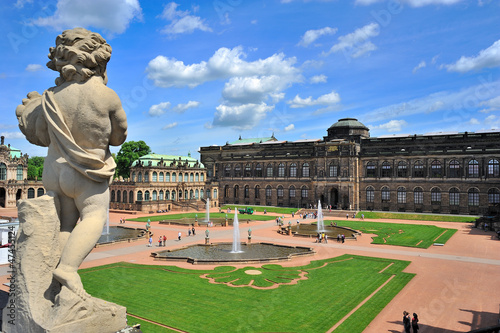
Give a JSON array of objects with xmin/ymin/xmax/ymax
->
[
  {"xmin": 247, "ymin": 237, "xmax": 252, "ymax": 244},
  {"xmin": 194, "ymin": 221, "xmax": 199, "ymax": 227},
  {"xmin": 205, "ymin": 237, "xmax": 210, "ymax": 245},
  {"xmin": 1, "ymin": 193, "xmax": 127, "ymax": 333}
]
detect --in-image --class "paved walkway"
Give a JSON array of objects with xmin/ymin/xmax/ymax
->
[{"xmin": 1, "ymin": 208, "xmax": 499, "ymax": 332}]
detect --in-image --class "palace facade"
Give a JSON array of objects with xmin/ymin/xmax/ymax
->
[
  {"xmin": 109, "ymin": 153, "xmax": 217, "ymax": 212},
  {"xmin": 0, "ymin": 136, "xmax": 45, "ymax": 208},
  {"xmin": 199, "ymin": 118, "xmax": 500, "ymax": 215}
]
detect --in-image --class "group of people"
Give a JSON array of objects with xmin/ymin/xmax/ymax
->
[
  {"xmin": 403, "ymin": 311, "xmax": 419, "ymax": 333},
  {"xmin": 119, "ymin": 217, "xmax": 126, "ymax": 224},
  {"xmin": 316, "ymin": 232, "xmax": 328, "ymax": 243},
  {"xmin": 187, "ymin": 226, "xmax": 196, "ymax": 237},
  {"xmin": 336, "ymin": 234, "xmax": 345, "ymax": 243},
  {"xmin": 158, "ymin": 235, "xmax": 167, "ymax": 247}
]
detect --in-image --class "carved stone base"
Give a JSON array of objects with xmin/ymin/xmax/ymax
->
[{"xmin": 1, "ymin": 192, "xmax": 127, "ymax": 333}]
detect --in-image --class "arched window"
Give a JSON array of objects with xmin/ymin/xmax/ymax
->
[
  {"xmin": 190, "ymin": 173, "xmax": 194, "ymax": 182},
  {"xmin": 17, "ymin": 165, "xmax": 23, "ymax": 180},
  {"xmin": 131, "ymin": 172, "xmax": 136, "ymax": 182},
  {"xmin": 110, "ymin": 190, "xmax": 115, "ymax": 202},
  {"xmin": 200, "ymin": 189, "xmax": 204, "ymax": 199},
  {"xmin": 448, "ymin": 160, "xmax": 460, "ymax": 178},
  {"xmin": 301, "ymin": 187, "xmax": 308, "ymax": 198},
  {"xmin": 184, "ymin": 190, "xmax": 188, "ymax": 199},
  {"xmin": 152, "ymin": 172, "xmax": 157, "ymax": 182},
  {"xmin": 28, "ymin": 188, "xmax": 35, "ymax": 198},
  {"xmin": 159, "ymin": 172, "xmax": 164, "ymax": 182},
  {"xmin": 190, "ymin": 190, "xmax": 194, "ymax": 199},
  {"xmin": 144, "ymin": 191, "xmax": 150, "ymax": 201},
  {"xmin": 224, "ymin": 185, "xmax": 230, "ymax": 197},
  {"xmin": 381, "ymin": 161, "xmax": 392, "ymax": 178},
  {"xmin": 366, "ymin": 162, "xmax": 376, "ymax": 177},
  {"xmin": 159, "ymin": 190, "xmax": 164, "ymax": 200},
  {"xmin": 234, "ymin": 185, "xmax": 239, "ymax": 198},
  {"xmin": 129, "ymin": 191, "xmax": 133, "ymax": 203},
  {"xmin": 431, "ymin": 160, "xmax": 442, "ymax": 178},
  {"xmin": 488, "ymin": 159, "xmax": 499, "ymax": 177},
  {"xmin": 329, "ymin": 163, "xmax": 338, "ymax": 177},
  {"xmin": 144, "ymin": 173, "xmax": 149, "ymax": 182},
  {"xmin": 166, "ymin": 172, "xmax": 170, "ymax": 182},
  {"xmin": 234, "ymin": 164, "xmax": 241, "ymax": 177},
  {"xmin": 172, "ymin": 191, "xmax": 176, "ymax": 200},
  {"xmin": 449, "ymin": 188, "xmax": 460, "ymax": 206},
  {"xmin": 166, "ymin": 190, "xmax": 170, "ymax": 200},
  {"xmin": 195, "ymin": 189, "xmax": 199, "ymax": 199},
  {"xmin": 468, "ymin": 159, "xmax": 479, "ymax": 178},
  {"xmin": 413, "ymin": 161, "xmax": 424, "ymax": 177},
  {"xmin": 244, "ymin": 185, "xmax": 249, "ymax": 198},
  {"xmin": 201, "ymin": 174, "xmax": 204, "ymax": 181},
  {"xmin": 289, "ymin": 163, "xmax": 297, "ymax": 177},
  {"xmin": 468, "ymin": 188, "xmax": 479, "ymax": 206},
  {"xmin": 225, "ymin": 165, "xmax": 231, "ymax": 177},
  {"xmin": 431, "ymin": 187, "xmax": 441, "ymax": 204},
  {"xmin": 213, "ymin": 189, "xmax": 217, "ymax": 199},
  {"xmin": 366, "ymin": 186, "xmax": 374, "ymax": 203},
  {"xmin": 152, "ymin": 190, "xmax": 157, "ymax": 201},
  {"xmin": 195, "ymin": 173, "xmax": 199, "ymax": 182},
  {"xmin": 488, "ymin": 188, "xmax": 500, "ymax": 204},
  {"xmin": 37, "ymin": 188, "xmax": 44, "ymax": 197},
  {"xmin": 381, "ymin": 186, "xmax": 390, "ymax": 202},
  {"xmin": 137, "ymin": 191, "xmax": 143, "ymax": 201},
  {"xmin": 123, "ymin": 191, "xmax": 128, "ymax": 203},
  {"xmin": 414, "ymin": 187, "xmax": 423, "ymax": 204},
  {"xmin": 137, "ymin": 173, "xmax": 142, "ymax": 182},
  {"xmin": 255, "ymin": 185, "xmax": 260, "ymax": 198},
  {"xmin": 302, "ymin": 163, "xmax": 310, "ymax": 177},
  {"xmin": 1, "ymin": 164, "xmax": 7, "ymax": 180},
  {"xmin": 289, "ymin": 186, "xmax": 296, "ymax": 198},
  {"xmin": 117, "ymin": 190, "xmax": 121, "ymax": 202},
  {"xmin": 172, "ymin": 173, "xmax": 176, "ymax": 182},
  {"xmin": 396, "ymin": 161, "xmax": 407, "ymax": 177},
  {"xmin": 278, "ymin": 163, "xmax": 285, "ymax": 177},
  {"xmin": 244, "ymin": 164, "xmax": 252, "ymax": 177},
  {"xmin": 277, "ymin": 186, "xmax": 284, "ymax": 198},
  {"xmin": 397, "ymin": 187, "xmax": 406, "ymax": 204},
  {"xmin": 184, "ymin": 174, "xmax": 188, "ymax": 182},
  {"xmin": 255, "ymin": 164, "xmax": 262, "ymax": 177},
  {"xmin": 266, "ymin": 186, "xmax": 272, "ymax": 198},
  {"xmin": 266, "ymin": 164, "xmax": 273, "ymax": 177}
]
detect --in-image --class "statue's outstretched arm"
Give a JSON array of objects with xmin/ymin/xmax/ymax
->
[{"xmin": 16, "ymin": 91, "xmax": 50, "ymax": 147}]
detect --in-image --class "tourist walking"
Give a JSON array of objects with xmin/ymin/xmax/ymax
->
[
  {"xmin": 178, "ymin": 232, "xmax": 181, "ymax": 241},
  {"xmin": 346, "ymin": 213, "xmax": 349, "ymax": 219},
  {"xmin": 412, "ymin": 313, "xmax": 419, "ymax": 333},
  {"xmin": 148, "ymin": 236, "xmax": 152, "ymax": 247},
  {"xmin": 403, "ymin": 311, "xmax": 411, "ymax": 333},
  {"xmin": 192, "ymin": 227, "xmax": 196, "ymax": 236},
  {"xmin": 158, "ymin": 236, "xmax": 162, "ymax": 247},
  {"xmin": 337, "ymin": 234, "xmax": 340, "ymax": 243},
  {"xmin": 163, "ymin": 235, "xmax": 166, "ymax": 246},
  {"xmin": 188, "ymin": 228, "xmax": 191, "ymax": 237},
  {"xmin": 341, "ymin": 234, "xmax": 345, "ymax": 243}
]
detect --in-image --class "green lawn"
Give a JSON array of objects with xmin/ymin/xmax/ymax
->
[
  {"xmin": 221, "ymin": 204, "xmax": 298, "ymax": 215},
  {"xmin": 357, "ymin": 211, "xmax": 477, "ymax": 222},
  {"xmin": 333, "ymin": 220, "xmax": 457, "ymax": 248},
  {"xmin": 128, "ymin": 212, "xmax": 277, "ymax": 223},
  {"xmin": 80, "ymin": 255, "xmax": 413, "ymax": 333}
]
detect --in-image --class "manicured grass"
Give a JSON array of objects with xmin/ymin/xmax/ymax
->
[
  {"xmin": 128, "ymin": 212, "xmax": 277, "ymax": 222},
  {"xmin": 80, "ymin": 255, "xmax": 414, "ymax": 333},
  {"xmin": 333, "ymin": 220, "xmax": 457, "ymax": 248},
  {"xmin": 126, "ymin": 316, "xmax": 178, "ymax": 333},
  {"xmin": 357, "ymin": 211, "xmax": 477, "ymax": 223},
  {"xmin": 221, "ymin": 204, "xmax": 298, "ymax": 215}
]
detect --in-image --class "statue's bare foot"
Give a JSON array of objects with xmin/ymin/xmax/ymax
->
[{"xmin": 53, "ymin": 267, "xmax": 90, "ymax": 300}]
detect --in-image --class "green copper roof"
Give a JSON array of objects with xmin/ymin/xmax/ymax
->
[
  {"xmin": 229, "ymin": 136, "xmax": 277, "ymax": 145},
  {"xmin": 8, "ymin": 146, "xmax": 21, "ymax": 158},
  {"xmin": 132, "ymin": 153, "xmax": 203, "ymax": 168},
  {"xmin": 329, "ymin": 118, "xmax": 368, "ymax": 130}
]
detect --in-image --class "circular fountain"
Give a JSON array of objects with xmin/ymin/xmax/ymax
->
[{"xmin": 97, "ymin": 226, "xmax": 146, "ymax": 245}]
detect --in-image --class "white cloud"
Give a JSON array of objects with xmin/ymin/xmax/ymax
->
[
  {"xmin": 162, "ymin": 122, "xmax": 178, "ymax": 130},
  {"xmin": 356, "ymin": 0, "xmax": 464, "ymax": 6},
  {"xmin": 213, "ymin": 103, "xmax": 274, "ymax": 130},
  {"xmin": 172, "ymin": 101, "xmax": 200, "ymax": 113},
  {"xmin": 371, "ymin": 120, "xmax": 408, "ymax": 132},
  {"xmin": 25, "ymin": 64, "xmax": 43, "ymax": 72},
  {"xmin": 14, "ymin": 0, "xmax": 33, "ymax": 8},
  {"xmin": 325, "ymin": 23, "xmax": 379, "ymax": 58},
  {"xmin": 1, "ymin": 132, "xmax": 25, "ymax": 139},
  {"xmin": 160, "ymin": 2, "xmax": 211, "ymax": 35},
  {"xmin": 483, "ymin": 115, "xmax": 500, "ymax": 129},
  {"xmin": 148, "ymin": 102, "xmax": 171, "ymax": 117},
  {"xmin": 287, "ymin": 90, "xmax": 340, "ymax": 108},
  {"xmin": 412, "ymin": 61, "xmax": 426, "ymax": 74},
  {"xmin": 147, "ymin": 46, "xmax": 301, "ymax": 88},
  {"xmin": 284, "ymin": 124, "xmax": 295, "ymax": 131},
  {"xmin": 221, "ymin": 75, "xmax": 293, "ymax": 104},
  {"xmin": 298, "ymin": 27, "xmax": 337, "ymax": 47},
  {"xmin": 444, "ymin": 39, "xmax": 500, "ymax": 72},
  {"xmin": 33, "ymin": 0, "xmax": 142, "ymax": 35},
  {"xmin": 479, "ymin": 95, "xmax": 500, "ymax": 113},
  {"xmin": 310, "ymin": 75, "xmax": 327, "ymax": 84},
  {"xmin": 469, "ymin": 118, "xmax": 480, "ymax": 125}
]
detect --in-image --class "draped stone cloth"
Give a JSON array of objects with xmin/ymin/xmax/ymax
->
[{"xmin": 42, "ymin": 90, "xmax": 116, "ymax": 183}]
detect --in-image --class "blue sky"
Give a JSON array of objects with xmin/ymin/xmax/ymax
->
[{"xmin": 1, "ymin": 0, "xmax": 499, "ymax": 159}]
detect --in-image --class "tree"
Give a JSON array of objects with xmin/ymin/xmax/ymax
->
[
  {"xmin": 27, "ymin": 156, "xmax": 44, "ymax": 180},
  {"xmin": 115, "ymin": 141, "xmax": 151, "ymax": 179}
]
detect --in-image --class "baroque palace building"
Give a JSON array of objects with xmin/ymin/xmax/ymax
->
[
  {"xmin": 199, "ymin": 118, "xmax": 500, "ymax": 215},
  {"xmin": 0, "ymin": 136, "xmax": 45, "ymax": 208},
  {"xmin": 109, "ymin": 153, "xmax": 217, "ymax": 212}
]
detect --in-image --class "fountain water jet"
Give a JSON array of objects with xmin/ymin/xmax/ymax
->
[
  {"xmin": 317, "ymin": 200, "xmax": 325, "ymax": 232},
  {"xmin": 205, "ymin": 198, "xmax": 210, "ymax": 223},
  {"xmin": 231, "ymin": 209, "xmax": 243, "ymax": 253}
]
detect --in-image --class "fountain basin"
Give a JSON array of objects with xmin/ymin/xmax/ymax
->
[
  {"xmin": 97, "ymin": 226, "xmax": 146, "ymax": 245},
  {"xmin": 151, "ymin": 242, "xmax": 315, "ymax": 265}
]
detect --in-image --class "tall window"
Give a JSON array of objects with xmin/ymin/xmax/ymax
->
[
  {"xmin": 28, "ymin": 188, "xmax": 35, "ymax": 198},
  {"xmin": 397, "ymin": 161, "xmax": 407, "ymax": 177},
  {"xmin": 224, "ymin": 185, "xmax": 230, "ymax": 197},
  {"xmin": 0, "ymin": 163, "xmax": 6, "ymax": 180},
  {"xmin": 430, "ymin": 160, "xmax": 442, "ymax": 178},
  {"xmin": 366, "ymin": 162, "xmax": 376, "ymax": 177},
  {"xmin": 213, "ymin": 189, "xmax": 217, "ymax": 199},
  {"xmin": 448, "ymin": 160, "xmax": 460, "ymax": 178},
  {"xmin": 488, "ymin": 188, "xmax": 499, "ymax": 205},
  {"xmin": 152, "ymin": 191, "xmax": 157, "ymax": 201},
  {"xmin": 266, "ymin": 186, "xmax": 272, "ymax": 198},
  {"xmin": 468, "ymin": 188, "xmax": 479, "ymax": 206},
  {"xmin": 195, "ymin": 190, "xmax": 199, "ymax": 199},
  {"xmin": 255, "ymin": 185, "xmax": 260, "ymax": 198},
  {"xmin": 137, "ymin": 191, "xmax": 143, "ymax": 201},
  {"xmin": 329, "ymin": 163, "xmax": 338, "ymax": 177},
  {"xmin": 17, "ymin": 165, "xmax": 23, "ymax": 180},
  {"xmin": 468, "ymin": 159, "xmax": 479, "ymax": 178},
  {"xmin": 190, "ymin": 173, "xmax": 194, "ymax": 182},
  {"xmin": 277, "ymin": 186, "xmax": 284, "ymax": 198},
  {"xmin": 152, "ymin": 172, "xmax": 157, "ymax": 182},
  {"xmin": 137, "ymin": 173, "xmax": 142, "ymax": 182},
  {"xmin": 302, "ymin": 163, "xmax": 310, "ymax": 177},
  {"xmin": 266, "ymin": 164, "xmax": 273, "ymax": 177},
  {"xmin": 397, "ymin": 187, "xmax": 406, "ymax": 204},
  {"xmin": 366, "ymin": 186, "xmax": 374, "ymax": 203},
  {"xmin": 234, "ymin": 185, "xmax": 239, "ymax": 198},
  {"xmin": 195, "ymin": 173, "xmax": 199, "ymax": 182},
  {"xmin": 244, "ymin": 185, "xmax": 249, "ymax": 198},
  {"xmin": 381, "ymin": 186, "xmax": 390, "ymax": 202},
  {"xmin": 144, "ymin": 173, "xmax": 149, "ymax": 182},
  {"xmin": 449, "ymin": 188, "xmax": 460, "ymax": 206},
  {"xmin": 184, "ymin": 174, "xmax": 189, "ymax": 182},
  {"xmin": 278, "ymin": 163, "xmax": 285, "ymax": 177},
  {"xmin": 431, "ymin": 187, "xmax": 441, "ymax": 204},
  {"xmin": 245, "ymin": 164, "xmax": 252, "ymax": 177},
  {"xmin": 255, "ymin": 164, "xmax": 263, "ymax": 177},
  {"xmin": 144, "ymin": 191, "xmax": 150, "ymax": 201},
  {"xmin": 381, "ymin": 161, "xmax": 392, "ymax": 177},
  {"xmin": 234, "ymin": 164, "xmax": 241, "ymax": 177},
  {"xmin": 37, "ymin": 188, "xmax": 44, "ymax": 197},
  {"xmin": 159, "ymin": 190, "xmax": 164, "ymax": 200},
  {"xmin": 289, "ymin": 164, "xmax": 297, "ymax": 177},
  {"xmin": 488, "ymin": 159, "xmax": 499, "ymax": 177},
  {"xmin": 201, "ymin": 174, "xmax": 204, "ymax": 181},
  {"xmin": 414, "ymin": 187, "xmax": 423, "ymax": 204},
  {"xmin": 289, "ymin": 186, "xmax": 296, "ymax": 198},
  {"xmin": 117, "ymin": 191, "xmax": 121, "ymax": 202},
  {"xmin": 225, "ymin": 165, "xmax": 231, "ymax": 177},
  {"xmin": 301, "ymin": 187, "xmax": 308, "ymax": 198},
  {"xmin": 131, "ymin": 172, "xmax": 135, "ymax": 182},
  {"xmin": 413, "ymin": 161, "xmax": 424, "ymax": 177},
  {"xmin": 159, "ymin": 172, "xmax": 164, "ymax": 182},
  {"xmin": 172, "ymin": 173, "xmax": 176, "ymax": 182}
]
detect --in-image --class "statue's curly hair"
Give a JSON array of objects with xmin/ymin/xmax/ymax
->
[{"xmin": 47, "ymin": 27, "xmax": 112, "ymax": 86}]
